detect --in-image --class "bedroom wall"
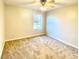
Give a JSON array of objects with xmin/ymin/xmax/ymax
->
[
  {"xmin": 0, "ymin": 0, "xmax": 5, "ymax": 58},
  {"xmin": 5, "ymin": 5, "xmax": 46, "ymax": 41},
  {"xmin": 47, "ymin": 5, "xmax": 78, "ymax": 48}
]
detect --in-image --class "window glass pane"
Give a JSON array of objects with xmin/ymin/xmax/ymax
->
[{"xmin": 33, "ymin": 14, "xmax": 42, "ymax": 31}]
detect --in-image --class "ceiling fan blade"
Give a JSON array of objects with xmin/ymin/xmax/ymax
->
[
  {"xmin": 47, "ymin": 0, "xmax": 55, "ymax": 3},
  {"xmin": 45, "ymin": 2, "xmax": 66, "ymax": 7},
  {"xmin": 45, "ymin": 4, "xmax": 55, "ymax": 7},
  {"xmin": 54, "ymin": 3, "xmax": 66, "ymax": 5}
]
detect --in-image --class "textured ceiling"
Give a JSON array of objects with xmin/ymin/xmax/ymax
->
[
  {"xmin": 4, "ymin": 0, "xmax": 77, "ymax": 11},
  {"xmin": 4, "ymin": 0, "xmax": 77, "ymax": 5}
]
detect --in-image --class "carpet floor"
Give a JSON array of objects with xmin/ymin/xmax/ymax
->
[{"xmin": 1, "ymin": 36, "xmax": 78, "ymax": 59}]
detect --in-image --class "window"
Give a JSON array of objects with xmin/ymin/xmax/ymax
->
[{"xmin": 33, "ymin": 14, "xmax": 43, "ymax": 31}]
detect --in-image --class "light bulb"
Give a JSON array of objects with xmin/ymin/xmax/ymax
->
[{"xmin": 40, "ymin": 6, "xmax": 47, "ymax": 11}]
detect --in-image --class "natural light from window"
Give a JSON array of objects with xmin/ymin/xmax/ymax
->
[{"xmin": 33, "ymin": 14, "xmax": 43, "ymax": 31}]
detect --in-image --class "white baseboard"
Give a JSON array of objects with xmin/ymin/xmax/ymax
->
[
  {"xmin": 5, "ymin": 33, "xmax": 45, "ymax": 42},
  {"xmin": 47, "ymin": 34, "xmax": 78, "ymax": 49}
]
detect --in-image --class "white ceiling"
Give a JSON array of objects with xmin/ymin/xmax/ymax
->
[
  {"xmin": 4, "ymin": 0, "xmax": 77, "ymax": 5},
  {"xmin": 4, "ymin": 0, "xmax": 77, "ymax": 11}
]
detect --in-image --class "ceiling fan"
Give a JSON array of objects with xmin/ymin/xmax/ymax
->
[
  {"xmin": 19, "ymin": 0, "xmax": 64, "ymax": 11},
  {"xmin": 27, "ymin": 0, "xmax": 62, "ymax": 8},
  {"xmin": 40, "ymin": 0, "xmax": 55, "ymax": 7}
]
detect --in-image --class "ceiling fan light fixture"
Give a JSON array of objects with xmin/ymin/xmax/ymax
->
[
  {"xmin": 40, "ymin": 0, "xmax": 47, "ymax": 6},
  {"xmin": 40, "ymin": 6, "xmax": 47, "ymax": 11}
]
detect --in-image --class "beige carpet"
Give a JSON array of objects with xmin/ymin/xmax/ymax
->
[{"xmin": 1, "ymin": 36, "xmax": 78, "ymax": 59}]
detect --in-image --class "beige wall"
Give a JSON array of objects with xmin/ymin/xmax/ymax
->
[
  {"xmin": 5, "ymin": 5, "xmax": 46, "ymax": 40},
  {"xmin": 47, "ymin": 5, "xmax": 78, "ymax": 47},
  {"xmin": 0, "ymin": 0, "xmax": 5, "ymax": 58},
  {"xmin": 5, "ymin": 4, "xmax": 77, "ymax": 48}
]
